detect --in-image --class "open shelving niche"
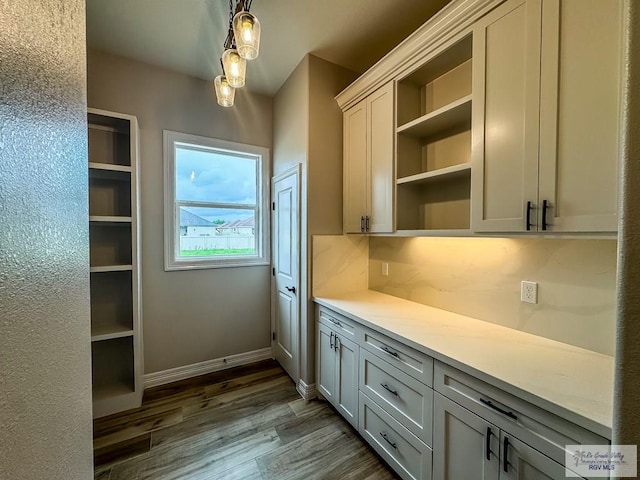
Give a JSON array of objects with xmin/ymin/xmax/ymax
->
[
  {"xmin": 88, "ymin": 108, "xmax": 143, "ymax": 418},
  {"xmin": 395, "ymin": 34, "xmax": 473, "ymax": 234}
]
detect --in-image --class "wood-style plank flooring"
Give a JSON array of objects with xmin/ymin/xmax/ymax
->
[{"xmin": 94, "ymin": 360, "xmax": 399, "ymax": 480}]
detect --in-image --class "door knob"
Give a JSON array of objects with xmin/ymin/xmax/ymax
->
[{"xmin": 285, "ymin": 286, "xmax": 296, "ymax": 294}]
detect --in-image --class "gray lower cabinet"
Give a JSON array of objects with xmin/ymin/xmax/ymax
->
[
  {"xmin": 433, "ymin": 392, "xmax": 580, "ymax": 479},
  {"xmin": 433, "ymin": 392, "xmax": 500, "ymax": 479},
  {"xmin": 317, "ymin": 304, "xmax": 604, "ymax": 480},
  {"xmin": 360, "ymin": 392, "xmax": 433, "ymax": 480},
  {"xmin": 317, "ymin": 321, "xmax": 359, "ymax": 428}
]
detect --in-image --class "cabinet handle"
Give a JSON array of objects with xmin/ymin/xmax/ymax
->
[
  {"xmin": 479, "ymin": 398, "xmax": 518, "ymax": 421},
  {"xmin": 329, "ymin": 318, "xmax": 342, "ymax": 327},
  {"xmin": 330, "ymin": 332, "xmax": 334, "ymax": 350},
  {"xmin": 503, "ymin": 436, "xmax": 510, "ymax": 473},
  {"xmin": 360, "ymin": 216, "xmax": 365, "ymax": 232},
  {"xmin": 541, "ymin": 199, "xmax": 549, "ymax": 231},
  {"xmin": 526, "ymin": 201, "xmax": 534, "ymax": 231},
  {"xmin": 380, "ymin": 346, "xmax": 399, "ymax": 358},
  {"xmin": 380, "ymin": 383, "xmax": 398, "ymax": 396},
  {"xmin": 379, "ymin": 432, "xmax": 397, "ymax": 450},
  {"xmin": 365, "ymin": 216, "xmax": 370, "ymax": 232},
  {"xmin": 285, "ymin": 286, "xmax": 296, "ymax": 294},
  {"xmin": 485, "ymin": 427, "xmax": 492, "ymax": 461},
  {"xmin": 334, "ymin": 335, "xmax": 340, "ymax": 352}
]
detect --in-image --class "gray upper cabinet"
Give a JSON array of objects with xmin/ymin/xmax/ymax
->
[
  {"xmin": 343, "ymin": 82, "xmax": 395, "ymax": 234},
  {"xmin": 472, "ymin": 0, "xmax": 623, "ymax": 233}
]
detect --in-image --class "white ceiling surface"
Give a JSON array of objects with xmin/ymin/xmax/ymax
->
[{"xmin": 86, "ymin": 0, "xmax": 452, "ymax": 96}]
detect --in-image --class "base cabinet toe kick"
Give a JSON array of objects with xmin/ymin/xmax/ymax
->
[{"xmin": 315, "ymin": 304, "xmax": 609, "ymax": 480}]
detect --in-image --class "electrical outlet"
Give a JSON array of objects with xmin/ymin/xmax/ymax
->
[
  {"xmin": 381, "ymin": 262, "xmax": 389, "ymax": 277},
  {"xmin": 521, "ymin": 281, "xmax": 538, "ymax": 304}
]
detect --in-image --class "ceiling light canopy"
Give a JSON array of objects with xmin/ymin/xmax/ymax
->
[{"xmin": 215, "ymin": 0, "xmax": 261, "ymax": 107}]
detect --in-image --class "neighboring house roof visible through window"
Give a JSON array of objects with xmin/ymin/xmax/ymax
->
[{"xmin": 180, "ymin": 209, "xmax": 213, "ymax": 227}]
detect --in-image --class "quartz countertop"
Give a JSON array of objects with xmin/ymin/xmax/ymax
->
[{"xmin": 314, "ymin": 290, "xmax": 614, "ymax": 439}]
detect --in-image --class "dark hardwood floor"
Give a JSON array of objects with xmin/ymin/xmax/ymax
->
[{"xmin": 94, "ymin": 359, "xmax": 399, "ymax": 480}]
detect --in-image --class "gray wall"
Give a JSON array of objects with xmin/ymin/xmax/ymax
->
[
  {"xmin": 273, "ymin": 54, "xmax": 356, "ymax": 385},
  {"xmin": 87, "ymin": 49, "xmax": 273, "ymax": 374},
  {"xmin": 0, "ymin": 1, "xmax": 94, "ymax": 479},
  {"xmin": 613, "ymin": 0, "xmax": 640, "ymax": 468}
]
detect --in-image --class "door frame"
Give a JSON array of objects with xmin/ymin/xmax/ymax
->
[{"xmin": 270, "ymin": 164, "xmax": 302, "ymax": 383}]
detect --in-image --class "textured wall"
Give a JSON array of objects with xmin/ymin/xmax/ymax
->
[
  {"xmin": 0, "ymin": 1, "xmax": 94, "ymax": 479},
  {"xmin": 87, "ymin": 50, "xmax": 273, "ymax": 373},
  {"xmin": 613, "ymin": 0, "xmax": 640, "ymax": 467},
  {"xmin": 369, "ymin": 237, "xmax": 617, "ymax": 355}
]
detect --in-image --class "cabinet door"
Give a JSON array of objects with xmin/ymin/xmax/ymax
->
[
  {"xmin": 500, "ymin": 433, "xmax": 570, "ymax": 480},
  {"xmin": 368, "ymin": 81, "xmax": 394, "ymax": 233},
  {"xmin": 343, "ymin": 100, "xmax": 368, "ymax": 233},
  {"xmin": 317, "ymin": 322, "xmax": 336, "ymax": 403},
  {"xmin": 335, "ymin": 334, "xmax": 359, "ymax": 428},
  {"xmin": 433, "ymin": 393, "xmax": 500, "ymax": 480},
  {"xmin": 471, "ymin": 0, "xmax": 542, "ymax": 232},
  {"xmin": 537, "ymin": 0, "xmax": 622, "ymax": 232}
]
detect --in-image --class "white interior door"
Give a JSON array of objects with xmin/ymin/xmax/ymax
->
[{"xmin": 271, "ymin": 165, "xmax": 300, "ymax": 381}]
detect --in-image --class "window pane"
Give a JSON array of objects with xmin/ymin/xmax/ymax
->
[
  {"xmin": 178, "ymin": 206, "xmax": 256, "ymax": 258},
  {"xmin": 175, "ymin": 146, "xmax": 257, "ymax": 204}
]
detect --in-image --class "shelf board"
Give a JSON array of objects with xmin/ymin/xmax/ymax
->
[
  {"xmin": 89, "ymin": 162, "xmax": 132, "ymax": 173},
  {"xmin": 91, "ymin": 325, "xmax": 134, "ymax": 343},
  {"xmin": 89, "ymin": 215, "xmax": 132, "ymax": 224},
  {"xmin": 92, "ymin": 381, "xmax": 135, "ymax": 402},
  {"xmin": 90, "ymin": 265, "xmax": 133, "ymax": 273},
  {"xmin": 397, "ymin": 163, "xmax": 471, "ymax": 186},
  {"xmin": 397, "ymin": 95, "xmax": 472, "ymax": 139}
]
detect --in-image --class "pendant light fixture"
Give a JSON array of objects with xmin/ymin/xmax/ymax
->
[
  {"xmin": 214, "ymin": 0, "xmax": 260, "ymax": 107},
  {"xmin": 233, "ymin": 9, "xmax": 261, "ymax": 60},
  {"xmin": 222, "ymin": 48, "xmax": 246, "ymax": 88},
  {"xmin": 214, "ymin": 74, "xmax": 235, "ymax": 107}
]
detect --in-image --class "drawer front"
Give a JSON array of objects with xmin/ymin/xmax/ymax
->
[
  {"xmin": 434, "ymin": 361, "xmax": 609, "ymax": 467},
  {"xmin": 359, "ymin": 392, "xmax": 432, "ymax": 480},
  {"xmin": 360, "ymin": 349, "xmax": 433, "ymax": 445},
  {"xmin": 318, "ymin": 306, "xmax": 357, "ymax": 339},
  {"xmin": 362, "ymin": 327, "xmax": 433, "ymax": 385}
]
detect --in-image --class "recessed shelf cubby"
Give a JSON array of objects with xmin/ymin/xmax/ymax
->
[
  {"xmin": 88, "ymin": 107, "xmax": 142, "ymax": 418},
  {"xmin": 396, "ymin": 34, "xmax": 473, "ymax": 232}
]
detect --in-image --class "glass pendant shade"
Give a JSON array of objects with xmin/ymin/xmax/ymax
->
[
  {"xmin": 214, "ymin": 75, "xmax": 235, "ymax": 107},
  {"xmin": 222, "ymin": 48, "xmax": 246, "ymax": 88},
  {"xmin": 233, "ymin": 11, "xmax": 261, "ymax": 60}
]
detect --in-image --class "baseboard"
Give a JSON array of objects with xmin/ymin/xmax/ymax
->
[
  {"xmin": 296, "ymin": 379, "xmax": 317, "ymax": 400},
  {"xmin": 144, "ymin": 347, "xmax": 273, "ymax": 389}
]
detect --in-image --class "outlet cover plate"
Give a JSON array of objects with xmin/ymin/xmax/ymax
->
[{"xmin": 521, "ymin": 281, "xmax": 538, "ymax": 304}]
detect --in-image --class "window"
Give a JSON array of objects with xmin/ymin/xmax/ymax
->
[{"xmin": 163, "ymin": 131, "xmax": 269, "ymax": 270}]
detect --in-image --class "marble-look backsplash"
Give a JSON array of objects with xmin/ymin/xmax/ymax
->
[
  {"xmin": 369, "ymin": 237, "xmax": 617, "ymax": 355},
  {"xmin": 313, "ymin": 235, "xmax": 368, "ymax": 297}
]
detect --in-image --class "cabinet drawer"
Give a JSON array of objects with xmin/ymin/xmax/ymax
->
[
  {"xmin": 359, "ymin": 392, "xmax": 432, "ymax": 480},
  {"xmin": 434, "ymin": 361, "xmax": 608, "ymax": 466},
  {"xmin": 360, "ymin": 349, "xmax": 433, "ymax": 445},
  {"xmin": 318, "ymin": 306, "xmax": 357, "ymax": 339},
  {"xmin": 362, "ymin": 327, "xmax": 433, "ymax": 385}
]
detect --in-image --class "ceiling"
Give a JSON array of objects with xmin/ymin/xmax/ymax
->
[{"xmin": 86, "ymin": 0, "xmax": 452, "ymax": 96}]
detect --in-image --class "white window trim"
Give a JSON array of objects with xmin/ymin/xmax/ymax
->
[{"xmin": 163, "ymin": 130, "xmax": 270, "ymax": 271}]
